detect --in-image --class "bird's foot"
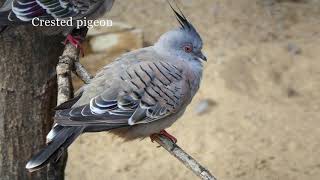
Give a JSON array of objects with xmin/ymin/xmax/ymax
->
[
  {"xmin": 150, "ymin": 130, "xmax": 177, "ymax": 144},
  {"xmin": 64, "ymin": 34, "xmax": 85, "ymax": 57}
]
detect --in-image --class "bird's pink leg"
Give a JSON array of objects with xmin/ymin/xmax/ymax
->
[
  {"xmin": 64, "ymin": 34, "xmax": 85, "ymax": 57},
  {"xmin": 150, "ymin": 129, "xmax": 177, "ymax": 144}
]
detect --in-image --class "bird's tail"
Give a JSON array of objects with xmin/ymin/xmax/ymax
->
[{"xmin": 26, "ymin": 125, "xmax": 84, "ymax": 172}]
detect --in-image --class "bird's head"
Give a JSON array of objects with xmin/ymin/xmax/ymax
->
[{"xmin": 154, "ymin": 2, "xmax": 206, "ymax": 63}]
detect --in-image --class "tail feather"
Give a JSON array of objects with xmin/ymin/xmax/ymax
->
[{"xmin": 26, "ymin": 125, "xmax": 84, "ymax": 172}]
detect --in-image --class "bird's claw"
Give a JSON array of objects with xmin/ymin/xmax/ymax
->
[
  {"xmin": 64, "ymin": 34, "xmax": 85, "ymax": 57},
  {"xmin": 150, "ymin": 130, "xmax": 177, "ymax": 144}
]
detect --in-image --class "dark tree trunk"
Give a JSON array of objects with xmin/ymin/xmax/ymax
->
[{"xmin": 0, "ymin": 24, "xmax": 65, "ymax": 179}]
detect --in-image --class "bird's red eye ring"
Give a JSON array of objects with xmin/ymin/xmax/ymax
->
[{"xmin": 183, "ymin": 45, "xmax": 193, "ymax": 53}]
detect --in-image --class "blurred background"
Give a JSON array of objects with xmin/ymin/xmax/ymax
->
[{"xmin": 66, "ymin": 0, "xmax": 320, "ymax": 179}]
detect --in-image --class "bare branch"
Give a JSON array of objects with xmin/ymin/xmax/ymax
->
[
  {"xmin": 153, "ymin": 135, "xmax": 217, "ymax": 180},
  {"xmin": 56, "ymin": 43, "xmax": 75, "ymax": 104}
]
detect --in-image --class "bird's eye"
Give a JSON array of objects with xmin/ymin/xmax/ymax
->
[{"xmin": 183, "ymin": 45, "xmax": 193, "ymax": 53}]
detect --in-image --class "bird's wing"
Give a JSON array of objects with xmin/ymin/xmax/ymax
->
[
  {"xmin": 2, "ymin": 0, "xmax": 112, "ymax": 22},
  {"xmin": 55, "ymin": 60, "xmax": 189, "ymax": 127}
]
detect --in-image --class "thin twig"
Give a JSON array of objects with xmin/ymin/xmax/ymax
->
[
  {"xmin": 74, "ymin": 61, "xmax": 92, "ymax": 84},
  {"xmin": 153, "ymin": 135, "xmax": 217, "ymax": 180}
]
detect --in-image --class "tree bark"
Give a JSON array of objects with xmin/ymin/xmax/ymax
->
[{"xmin": 0, "ymin": 24, "xmax": 64, "ymax": 179}]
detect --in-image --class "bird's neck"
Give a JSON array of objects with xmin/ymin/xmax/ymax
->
[{"xmin": 187, "ymin": 60, "xmax": 203, "ymax": 97}]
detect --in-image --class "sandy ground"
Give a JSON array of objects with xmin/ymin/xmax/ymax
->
[{"xmin": 66, "ymin": 0, "xmax": 320, "ymax": 180}]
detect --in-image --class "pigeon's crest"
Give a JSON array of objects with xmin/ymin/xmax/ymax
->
[
  {"xmin": 168, "ymin": 1, "xmax": 190, "ymax": 30},
  {"xmin": 168, "ymin": 1, "xmax": 199, "ymax": 33},
  {"xmin": 167, "ymin": 0, "xmax": 202, "ymax": 46}
]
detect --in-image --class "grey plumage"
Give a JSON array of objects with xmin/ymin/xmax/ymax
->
[
  {"xmin": 0, "ymin": 0, "xmax": 114, "ymax": 35},
  {"xmin": 26, "ymin": 2, "xmax": 207, "ymax": 172}
]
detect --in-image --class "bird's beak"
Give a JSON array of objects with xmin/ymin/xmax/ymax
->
[{"xmin": 195, "ymin": 51, "xmax": 207, "ymax": 61}]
